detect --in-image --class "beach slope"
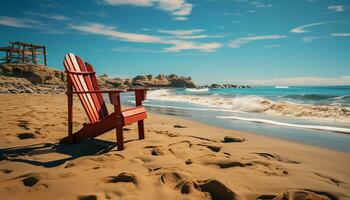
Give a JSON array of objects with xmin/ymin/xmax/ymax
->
[{"xmin": 0, "ymin": 94, "xmax": 349, "ymax": 200}]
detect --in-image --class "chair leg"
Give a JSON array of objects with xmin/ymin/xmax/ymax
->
[
  {"xmin": 138, "ymin": 120, "xmax": 145, "ymax": 140},
  {"xmin": 116, "ymin": 124, "xmax": 124, "ymax": 150}
]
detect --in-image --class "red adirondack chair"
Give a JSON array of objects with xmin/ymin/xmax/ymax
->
[{"xmin": 61, "ymin": 53, "xmax": 147, "ymax": 150}]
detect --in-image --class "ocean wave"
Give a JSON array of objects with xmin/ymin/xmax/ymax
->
[
  {"xmin": 282, "ymin": 94, "xmax": 337, "ymax": 101},
  {"xmin": 275, "ymin": 86, "xmax": 289, "ymax": 89},
  {"xmin": 148, "ymin": 90, "xmax": 270, "ymax": 112},
  {"xmin": 331, "ymin": 95, "xmax": 350, "ymax": 100},
  {"xmin": 139, "ymin": 103, "xmax": 246, "ymax": 113},
  {"xmin": 185, "ymin": 88, "xmax": 209, "ymax": 92},
  {"xmin": 147, "ymin": 90, "xmax": 350, "ymax": 122},
  {"xmin": 216, "ymin": 115, "xmax": 350, "ymax": 134}
]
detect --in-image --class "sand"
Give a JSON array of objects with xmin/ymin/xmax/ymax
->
[{"xmin": 0, "ymin": 94, "xmax": 349, "ymax": 200}]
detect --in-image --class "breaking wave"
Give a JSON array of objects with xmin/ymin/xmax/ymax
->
[
  {"xmin": 275, "ymin": 86, "xmax": 289, "ymax": 89},
  {"xmin": 185, "ymin": 88, "xmax": 209, "ymax": 92},
  {"xmin": 147, "ymin": 90, "xmax": 350, "ymax": 122},
  {"xmin": 216, "ymin": 116, "xmax": 350, "ymax": 134}
]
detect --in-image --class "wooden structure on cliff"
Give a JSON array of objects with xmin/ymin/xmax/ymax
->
[{"xmin": 0, "ymin": 41, "xmax": 47, "ymax": 65}]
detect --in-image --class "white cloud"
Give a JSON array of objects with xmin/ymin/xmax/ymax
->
[
  {"xmin": 25, "ymin": 12, "xmax": 69, "ymax": 21},
  {"xmin": 159, "ymin": 29, "xmax": 204, "ymax": 35},
  {"xmin": 327, "ymin": 5, "xmax": 346, "ymax": 12},
  {"xmin": 330, "ymin": 33, "xmax": 350, "ymax": 37},
  {"xmin": 102, "ymin": 0, "xmax": 192, "ymax": 20},
  {"xmin": 176, "ymin": 35, "xmax": 209, "ymax": 39},
  {"xmin": 158, "ymin": 29, "xmax": 223, "ymax": 40},
  {"xmin": 0, "ymin": 15, "xmax": 67, "ymax": 34},
  {"xmin": 290, "ymin": 21, "xmax": 332, "ymax": 33},
  {"xmin": 245, "ymin": 76, "xmax": 350, "ymax": 86},
  {"xmin": 164, "ymin": 41, "xmax": 222, "ymax": 52},
  {"xmin": 228, "ymin": 35, "xmax": 286, "ymax": 48},
  {"xmin": 0, "ymin": 16, "xmax": 41, "ymax": 28},
  {"xmin": 69, "ymin": 23, "xmax": 222, "ymax": 52},
  {"xmin": 70, "ymin": 23, "xmax": 163, "ymax": 43}
]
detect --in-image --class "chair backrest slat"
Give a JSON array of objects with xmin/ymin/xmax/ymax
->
[
  {"xmin": 85, "ymin": 62, "xmax": 109, "ymax": 118},
  {"xmin": 64, "ymin": 58, "xmax": 97, "ymax": 123},
  {"xmin": 64, "ymin": 53, "xmax": 108, "ymax": 123}
]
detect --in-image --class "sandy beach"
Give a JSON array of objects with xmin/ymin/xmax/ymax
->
[{"xmin": 0, "ymin": 94, "xmax": 350, "ymax": 200}]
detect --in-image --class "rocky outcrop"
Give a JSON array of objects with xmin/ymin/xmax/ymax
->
[
  {"xmin": 0, "ymin": 75, "xmax": 66, "ymax": 94},
  {"xmin": 0, "ymin": 63, "xmax": 197, "ymax": 94},
  {"xmin": 0, "ymin": 63, "xmax": 65, "ymax": 85},
  {"xmin": 0, "ymin": 64, "xmax": 66, "ymax": 94},
  {"xmin": 99, "ymin": 74, "xmax": 196, "ymax": 89}
]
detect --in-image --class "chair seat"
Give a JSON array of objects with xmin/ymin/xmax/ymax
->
[{"xmin": 122, "ymin": 106, "xmax": 147, "ymax": 125}]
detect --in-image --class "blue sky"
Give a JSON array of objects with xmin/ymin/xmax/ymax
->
[{"xmin": 0, "ymin": 0, "xmax": 350, "ymax": 85}]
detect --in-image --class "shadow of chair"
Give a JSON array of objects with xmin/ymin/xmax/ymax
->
[{"xmin": 0, "ymin": 139, "xmax": 117, "ymax": 168}]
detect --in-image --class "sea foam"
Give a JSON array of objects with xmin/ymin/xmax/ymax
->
[
  {"xmin": 185, "ymin": 88, "xmax": 209, "ymax": 92},
  {"xmin": 147, "ymin": 89, "xmax": 350, "ymax": 122},
  {"xmin": 216, "ymin": 115, "xmax": 350, "ymax": 134}
]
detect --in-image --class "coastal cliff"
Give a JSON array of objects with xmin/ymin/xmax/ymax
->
[
  {"xmin": 0, "ymin": 64, "xmax": 66, "ymax": 94},
  {"xmin": 0, "ymin": 64, "xmax": 196, "ymax": 94}
]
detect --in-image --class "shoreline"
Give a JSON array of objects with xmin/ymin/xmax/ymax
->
[{"xmin": 0, "ymin": 94, "xmax": 349, "ymax": 199}]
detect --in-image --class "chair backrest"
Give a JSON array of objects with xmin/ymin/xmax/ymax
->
[{"xmin": 64, "ymin": 53, "xmax": 108, "ymax": 123}]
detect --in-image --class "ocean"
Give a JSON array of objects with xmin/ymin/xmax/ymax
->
[{"xmin": 123, "ymin": 86, "xmax": 350, "ymax": 152}]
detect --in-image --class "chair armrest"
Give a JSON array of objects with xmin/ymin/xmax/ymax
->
[
  {"xmin": 129, "ymin": 89, "xmax": 148, "ymax": 105},
  {"xmin": 66, "ymin": 89, "xmax": 126, "ymax": 94},
  {"xmin": 127, "ymin": 88, "xmax": 148, "ymax": 92}
]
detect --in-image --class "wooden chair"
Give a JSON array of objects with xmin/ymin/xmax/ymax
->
[{"xmin": 61, "ymin": 53, "xmax": 147, "ymax": 150}]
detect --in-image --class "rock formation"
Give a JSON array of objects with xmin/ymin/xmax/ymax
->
[{"xmin": 0, "ymin": 64, "xmax": 196, "ymax": 94}]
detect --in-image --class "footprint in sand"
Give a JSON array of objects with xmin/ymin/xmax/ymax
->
[
  {"xmin": 7, "ymin": 173, "xmax": 49, "ymax": 191},
  {"xmin": 177, "ymin": 179, "xmax": 237, "ymax": 200},
  {"xmin": 17, "ymin": 120, "xmax": 31, "ymax": 130},
  {"xmin": 195, "ymin": 143, "xmax": 221, "ymax": 152},
  {"xmin": 1, "ymin": 169, "xmax": 13, "ymax": 174},
  {"xmin": 143, "ymin": 145, "xmax": 167, "ymax": 156},
  {"xmin": 168, "ymin": 141, "xmax": 192, "ymax": 155},
  {"xmin": 313, "ymin": 172, "xmax": 343, "ymax": 186},
  {"xmin": 106, "ymin": 172, "xmax": 138, "ymax": 185},
  {"xmin": 78, "ymin": 194, "xmax": 104, "ymax": 200},
  {"xmin": 148, "ymin": 167, "xmax": 236, "ymax": 200},
  {"xmin": 130, "ymin": 156, "xmax": 155, "ymax": 164},
  {"xmin": 16, "ymin": 129, "xmax": 46, "ymax": 140},
  {"xmin": 254, "ymin": 152, "xmax": 300, "ymax": 164},
  {"xmin": 22, "ymin": 176, "xmax": 39, "ymax": 187},
  {"xmin": 196, "ymin": 179, "xmax": 237, "ymax": 200},
  {"xmin": 17, "ymin": 133, "xmax": 35, "ymax": 140},
  {"xmin": 222, "ymin": 136, "xmax": 246, "ymax": 143},
  {"xmin": 168, "ymin": 141, "xmax": 229, "ymax": 165},
  {"xmin": 200, "ymin": 157, "xmax": 252, "ymax": 169},
  {"xmin": 149, "ymin": 167, "xmax": 192, "ymax": 189},
  {"xmin": 65, "ymin": 154, "xmax": 125, "ymax": 169},
  {"xmin": 100, "ymin": 173, "xmax": 143, "ymax": 199},
  {"xmin": 250, "ymin": 161, "xmax": 289, "ymax": 176},
  {"xmin": 168, "ymin": 140, "xmax": 221, "ymax": 156},
  {"xmin": 161, "ymin": 171, "xmax": 187, "ymax": 188},
  {"xmin": 257, "ymin": 189, "xmax": 337, "ymax": 200},
  {"xmin": 153, "ymin": 130, "xmax": 180, "ymax": 137}
]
